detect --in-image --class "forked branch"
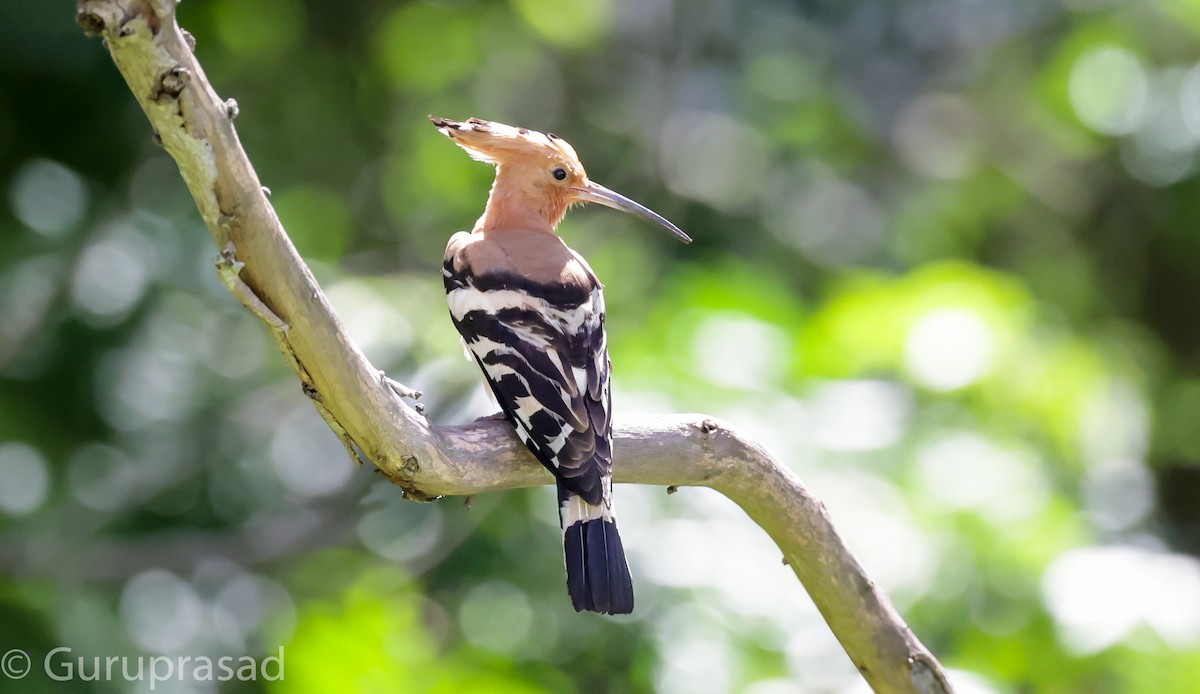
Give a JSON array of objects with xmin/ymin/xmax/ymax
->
[{"xmin": 75, "ymin": 1, "xmax": 952, "ymax": 692}]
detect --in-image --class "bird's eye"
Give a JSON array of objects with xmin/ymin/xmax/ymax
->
[{"xmin": 552, "ymin": 167, "xmax": 567, "ymax": 181}]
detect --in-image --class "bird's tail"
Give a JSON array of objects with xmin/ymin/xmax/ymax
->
[{"xmin": 558, "ymin": 481, "xmax": 634, "ymax": 614}]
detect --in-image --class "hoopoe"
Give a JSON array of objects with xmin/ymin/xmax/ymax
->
[{"xmin": 432, "ymin": 116, "xmax": 690, "ymax": 614}]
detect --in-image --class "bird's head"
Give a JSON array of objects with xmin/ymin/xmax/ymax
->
[{"xmin": 430, "ymin": 115, "xmax": 690, "ymax": 242}]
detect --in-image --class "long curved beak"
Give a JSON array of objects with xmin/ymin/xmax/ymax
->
[{"xmin": 575, "ymin": 182, "xmax": 692, "ymax": 244}]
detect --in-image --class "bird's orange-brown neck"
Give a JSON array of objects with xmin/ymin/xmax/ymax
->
[{"xmin": 475, "ymin": 163, "xmax": 573, "ymax": 234}]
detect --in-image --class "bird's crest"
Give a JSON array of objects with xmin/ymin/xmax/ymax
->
[
  {"xmin": 429, "ymin": 115, "xmax": 584, "ymax": 174},
  {"xmin": 429, "ymin": 115, "xmax": 692, "ymax": 242}
]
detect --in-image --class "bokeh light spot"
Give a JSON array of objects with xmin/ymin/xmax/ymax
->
[
  {"xmin": 0, "ymin": 256, "xmax": 63, "ymax": 367},
  {"xmin": 1082, "ymin": 457, "xmax": 1154, "ymax": 532},
  {"xmin": 269, "ymin": 407, "xmax": 355, "ymax": 499},
  {"xmin": 357, "ymin": 489, "xmax": 444, "ymax": 562},
  {"xmin": 120, "ymin": 570, "xmax": 205, "ymax": 654},
  {"xmin": 905, "ymin": 309, "xmax": 995, "ymax": 391},
  {"xmin": 97, "ymin": 339, "xmax": 197, "ymax": 431},
  {"xmin": 690, "ymin": 312, "xmax": 786, "ymax": 390},
  {"xmin": 9, "ymin": 158, "xmax": 87, "ymax": 238},
  {"xmin": 68, "ymin": 443, "xmax": 136, "ymax": 511},
  {"xmin": 70, "ymin": 223, "xmax": 154, "ymax": 326},
  {"xmin": 1178, "ymin": 60, "xmax": 1200, "ymax": 138},
  {"xmin": 458, "ymin": 581, "xmax": 534, "ymax": 655},
  {"xmin": 0, "ymin": 442, "xmax": 50, "ymax": 516},
  {"xmin": 916, "ymin": 432, "xmax": 1049, "ymax": 524},
  {"xmin": 660, "ymin": 111, "xmax": 769, "ymax": 211},
  {"xmin": 810, "ymin": 380, "xmax": 911, "ymax": 452},
  {"xmin": 324, "ymin": 279, "xmax": 414, "ymax": 361},
  {"xmin": 1069, "ymin": 46, "xmax": 1147, "ymax": 135},
  {"xmin": 654, "ymin": 604, "xmax": 736, "ymax": 694},
  {"xmin": 764, "ymin": 175, "xmax": 884, "ymax": 267},
  {"xmin": 1043, "ymin": 547, "xmax": 1200, "ymax": 653}
]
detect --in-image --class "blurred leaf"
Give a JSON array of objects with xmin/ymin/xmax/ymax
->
[
  {"xmin": 274, "ymin": 186, "xmax": 353, "ymax": 262},
  {"xmin": 277, "ymin": 569, "xmax": 434, "ymax": 693},
  {"xmin": 212, "ymin": 0, "xmax": 305, "ymax": 64},
  {"xmin": 510, "ymin": 0, "xmax": 612, "ymax": 49},
  {"xmin": 374, "ymin": 4, "xmax": 482, "ymax": 93}
]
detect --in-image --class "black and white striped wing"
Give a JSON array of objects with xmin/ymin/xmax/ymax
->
[{"xmin": 444, "ymin": 260, "xmax": 613, "ymax": 506}]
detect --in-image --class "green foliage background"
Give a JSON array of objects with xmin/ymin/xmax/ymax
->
[{"xmin": 3, "ymin": 0, "xmax": 1200, "ymax": 692}]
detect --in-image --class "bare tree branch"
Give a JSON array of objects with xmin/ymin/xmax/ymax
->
[{"xmin": 75, "ymin": 2, "xmax": 953, "ymax": 692}]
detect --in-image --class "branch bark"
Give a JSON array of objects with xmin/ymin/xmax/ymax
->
[{"xmin": 75, "ymin": 2, "xmax": 954, "ymax": 692}]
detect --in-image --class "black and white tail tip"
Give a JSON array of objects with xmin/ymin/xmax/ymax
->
[{"xmin": 560, "ymin": 482, "xmax": 634, "ymax": 614}]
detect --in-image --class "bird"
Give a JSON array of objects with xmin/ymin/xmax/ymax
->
[{"xmin": 431, "ymin": 115, "xmax": 691, "ymax": 614}]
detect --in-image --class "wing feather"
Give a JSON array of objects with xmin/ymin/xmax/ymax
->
[{"xmin": 445, "ymin": 258, "xmax": 612, "ymax": 506}]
